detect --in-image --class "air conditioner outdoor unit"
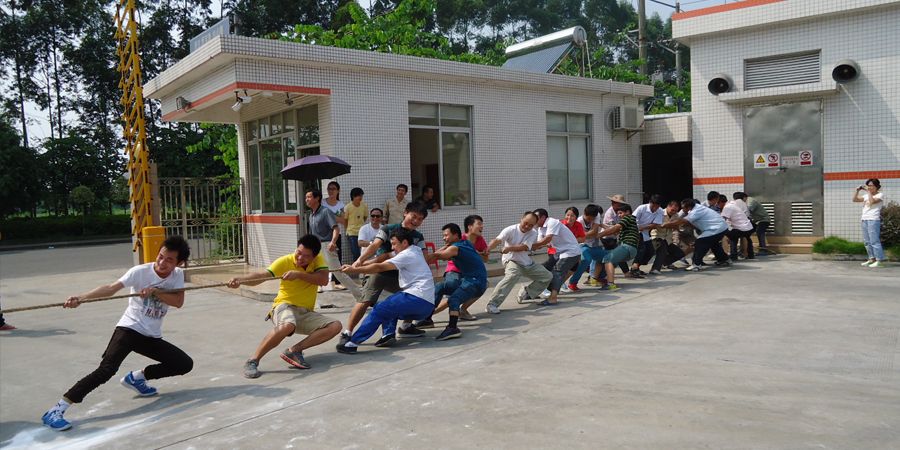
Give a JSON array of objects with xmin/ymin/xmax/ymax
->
[{"xmin": 611, "ymin": 105, "xmax": 643, "ymax": 131}]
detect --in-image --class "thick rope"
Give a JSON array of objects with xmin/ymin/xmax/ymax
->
[{"xmin": 0, "ymin": 274, "xmax": 283, "ymax": 314}]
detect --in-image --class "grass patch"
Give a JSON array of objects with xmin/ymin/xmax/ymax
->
[{"xmin": 812, "ymin": 236, "xmax": 867, "ymax": 255}]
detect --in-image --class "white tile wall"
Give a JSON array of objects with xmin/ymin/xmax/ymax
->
[
  {"xmin": 642, "ymin": 114, "xmax": 692, "ymax": 145},
  {"xmin": 227, "ymin": 59, "xmax": 645, "ymax": 264},
  {"xmin": 683, "ymin": 4, "xmax": 900, "ymax": 241}
]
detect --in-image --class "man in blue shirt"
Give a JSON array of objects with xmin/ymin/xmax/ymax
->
[
  {"xmin": 663, "ymin": 199, "xmax": 730, "ymax": 271},
  {"xmin": 425, "ymin": 223, "xmax": 488, "ymax": 341}
]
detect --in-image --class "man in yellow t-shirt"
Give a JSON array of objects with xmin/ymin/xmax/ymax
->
[
  {"xmin": 227, "ymin": 235, "xmax": 341, "ymax": 378},
  {"xmin": 344, "ymin": 187, "xmax": 369, "ymax": 264}
]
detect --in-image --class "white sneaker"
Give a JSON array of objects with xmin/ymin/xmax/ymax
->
[
  {"xmin": 685, "ymin": 264, "xmax": 703, "ymax": 272},
  {"xmin": 485, "ymin": 304, "xmax": 501, "ymax": 314},
  {"xmin": 560, "ymin": 284, "xmax": 574, "ymax": 294},
  {"xmin": 868, "ymin": 261, "xmax": 882, "ymax": 268},
  {"xmin": 539, "ymin": 289, "xmax": 551, "ymax": 299},
  {"xmin": 516, "ymin": 288, "xmax": 532, "ymax": 304},
  {"xmin": 649, "ymin": 269, "xmax": 662, "ymax": 275},
  {"xmin": 861, "ymin": 260, "xmax": 874, "ymax": 267},
  {"xmin": 704, "ymin": 254, "xmax": 716, "ymax": 261}
]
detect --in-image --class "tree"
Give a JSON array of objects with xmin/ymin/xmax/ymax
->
[
  {"xmin": 0, "ymin": 112, "xmax": 43, "ymax": 218},
  {"xmin": 69, "ymin": 185, "xmax": 95, "ymax": 216},
  {"xmin": 40, "ymin": 131, "xmax": 114, "ymax": 215}
]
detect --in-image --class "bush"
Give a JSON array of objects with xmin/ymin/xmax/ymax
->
[
  {"xmin": 0, "ymin": 215, "xmax": 130, "ymax": 242},
  {"xmin": 812, "ymin": 236, "xmax": 867, "ymax": 255},
  {"xmin": 881, "ymin": 201, "xmax": 900, "ymax": 248}
]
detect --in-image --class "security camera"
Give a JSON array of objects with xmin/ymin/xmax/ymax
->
[
  {"xmin": 707, "ymin": 73, "xmax": 732, "ymax": 95},
  {"xmin": 832, "ymin": 60, "xmax": 860, "ymax": 83},
  {"xmin": 176, "ymin": 96, "xmax": 190, "ymax": 110},
  {"xmin": 231, "ymin": 100, "xmax": 243, "ymax": 112}
]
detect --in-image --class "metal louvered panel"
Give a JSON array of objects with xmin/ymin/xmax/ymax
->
[
  {"xmin": 791, "ymin": 202, "xmax": 814, "ymax": 235},
  {"xmin": 762, "ymin": 203, "xmax": 775, "ymax": 234},
  {"xmin": 745, "ymin": 51, "xmax": 821, "ymax": 90}
]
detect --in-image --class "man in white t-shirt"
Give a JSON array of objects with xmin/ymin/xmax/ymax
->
[
  {"xmin": 337, "ymin": 228, "xmax": 435, "ymax": 353},
  {"xmin": 718, "ymin": 194, "xmax": 755, "ymax": 260},
  {"xmin": 483, "ymin": 212, "xmax": 552, "ymax": 314},
  {"xmin": 630, "ymin": 195, "xmax": 665, "ymax": 275},
  {"xmin": 357, "ymin": 207, "xmax": 383, "ymax": 250},
  {"xmin": 41, "ymin": 236, "xmax": 194, "ymax": 432},
  {"xmin": 532, "ymin": 208, "xmax": 582, "ymax": 305}
]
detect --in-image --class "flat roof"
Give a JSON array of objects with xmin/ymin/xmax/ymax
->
[
  {"xmin": 672, "ymin": 0, "xmax": 899, "ymax": 43},
  {"xmin": 145, "ymin": 35, "xmax": 653, "ymax": 100}
]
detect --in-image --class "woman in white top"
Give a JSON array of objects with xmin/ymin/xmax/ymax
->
[
  {"xmin": 323, "ymin": 181, "xmax": 347, "ymax": 289},
  {"xmin": 853, "ymin": 178, "xmax": 885, "ymax": 267}
]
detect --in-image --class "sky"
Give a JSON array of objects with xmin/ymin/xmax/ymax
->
[{"xmin": 21, "ymin": 0, "xmax": 732, "ymax": 142}]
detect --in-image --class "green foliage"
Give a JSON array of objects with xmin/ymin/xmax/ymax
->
[
  {"xmin": 280, "ymin": 0, "xmax": 503, "ymax": 66},
  {"xmin": 0, "ymin": 215, "xmax": 130, "ymax": 242},
  {"xmin": 812, "ymin": 236, "xmax": 867, "ymax": 255},
  {"xmin": 0, "ymin": 114, "xmax": 43, "ymax": 218},
  {"xmin": 69, "ymin": 186, "xmax": 96, "ymax": 216},
  {"xmin": 186, "ymin": 124, "xmax": 240, "ymax": 179},
  {"xmin": 880, "ymin": 201, "xmax": 900, "ymax": 248}
]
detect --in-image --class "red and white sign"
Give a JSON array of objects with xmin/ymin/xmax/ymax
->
[
  {"xmin": 766, "ymin": 152, "xmax": 780, "ymax": 168},
  {"xmin": 799, "ymin": 150, "xmax": 813, "ymax": 166}
]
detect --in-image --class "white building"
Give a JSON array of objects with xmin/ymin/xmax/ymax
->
[
  {"xmin": 672, "ymin": 0, "xmax": 900, "ymax": 242},
  {"xmin": 145, "ymin": 35, "xmax": 653, "ymax": 266}
]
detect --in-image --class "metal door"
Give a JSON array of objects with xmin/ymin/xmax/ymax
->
[{"xmin": 743, "ymin": 101, "xmax": 823, "ymax": 236}]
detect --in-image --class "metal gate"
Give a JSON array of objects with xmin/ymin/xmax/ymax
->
[
  {"xmin": 159, "ymin": 177, "xmax": 244, "ymax": 265},
  {"xmin": 743, "ymin": 101, "xmax": 824, "ymax": 236}
]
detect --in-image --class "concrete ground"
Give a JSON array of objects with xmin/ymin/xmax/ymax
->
[{"xmin": 1, "ymin": 250, "xmax": 898, "ymax": 449}]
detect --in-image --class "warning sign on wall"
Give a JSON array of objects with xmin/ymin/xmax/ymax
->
[
  {"xmin": 766, "ymin": 152, "xmax": 780, "ymax": 168},
  {"xmin": 754, "ymin": 153, "xmax": 767, "ymax": 169},
  {"xmin": 799, "ymin": 150, "xmax": 813, "ymax": 166}
]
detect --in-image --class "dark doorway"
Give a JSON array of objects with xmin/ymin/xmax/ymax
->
[{"xmin": 641, "ymin": 142, "xmax": 692, "ymax": 204}]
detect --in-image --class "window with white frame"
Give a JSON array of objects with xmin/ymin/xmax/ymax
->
[
  {"xmin": 246, "ymin": 105, "xmax": 318, "ymax": 213},
  {"xmin": 408, "ymin": 102, "xmax": 474, "ymax": 207},
  {"xmin": 547, "ymin": 112, "xmax": 590, "ymax": 201}
]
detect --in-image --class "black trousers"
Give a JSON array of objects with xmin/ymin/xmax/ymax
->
[
  {"xmin": 692, "ymin": 231, "xmax": 728, "ymax": 266},
  {"xmin": 726, "ymin": 228, "xmax": 755, "ymax": 259},
  {"xmin": 64, "ymin": 327, "xmax": 193, "ymax": 403}
]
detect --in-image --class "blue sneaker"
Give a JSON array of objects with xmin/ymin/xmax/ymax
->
[
  {"xmin": 42, "ymin": 409, "xmax": 72, "ymax": 431},
  {"xmin": 120, "ymin": 372, "xmax": 158, "ymax": 397}
]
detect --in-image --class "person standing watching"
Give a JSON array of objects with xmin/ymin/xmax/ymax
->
[
  {"xmin": 854, "ymin": 178, "xmax": 885, "ymax": 267},
  {"xmin": 385, "ymin": 184, "xmax": 410, "ymax": 225}
]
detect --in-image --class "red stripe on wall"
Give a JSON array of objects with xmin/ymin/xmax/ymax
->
[
  {"xmin": 162, "ymin": 82, "xmax": 331, "ymax": 121},
  {"xmin": 244, "ymin": 215, "xmax": 299, "ymax": 225},
  {"xmin": 693, "ymin": 176, "xmax": 744, "ymax": 185},
  {"xmin": 672, "ymin": 0, "xmax": 784, "ymax": 21},
  {"xmin": 824, "ymin": 170, "xmax": 900, "ymax": 181}
]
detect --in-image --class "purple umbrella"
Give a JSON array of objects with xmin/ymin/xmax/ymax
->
[{"xmin": 281, "ymin": 155, "xmax": 351, "ymax": 181}]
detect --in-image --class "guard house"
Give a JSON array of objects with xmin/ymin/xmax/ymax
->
[
  {"xmin": 672, "ymin": 0, "xmax": 900, "ymax": 244},
  {"xmin": 144, "ymin": 34, "xmax": 652, "ymax": 266}
]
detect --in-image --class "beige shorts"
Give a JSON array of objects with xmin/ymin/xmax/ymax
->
[{"xmin": 270, "ymin": 303, "xmax": 335, "ymax": 336}]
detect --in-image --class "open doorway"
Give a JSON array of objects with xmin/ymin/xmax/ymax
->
[
  {"xmin": 641, "ymin": 142, "xmax": 692, "ymax": 204},
  {"xmin": 409, "ymin": 128, "xmax": 440, "ymax": 203}
]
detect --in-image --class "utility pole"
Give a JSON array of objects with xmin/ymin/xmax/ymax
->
[
  {"xmin": 638, "ymin": 0, "xmax": 647, "ymax": 76},
  {"xmin": 674, "ymin": 1, "xmax": 682, "ymax": 88}
]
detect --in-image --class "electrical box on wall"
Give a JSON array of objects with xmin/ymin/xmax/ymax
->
[{"xmin": 611, "ymin": 105, "xmax": 644, "ymax": 131}]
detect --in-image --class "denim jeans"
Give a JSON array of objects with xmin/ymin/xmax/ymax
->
[
  {"xmin": 569, "ymin": 246, "xmax": 606, "ymax": 285},
  {"xmin": 861, "ymin": 219, "xmax": 885, "ymax": 260},
  {"xmin": 348, "ymin": 235, "xmax": 361, "ymax": 263},
  {"xmin": 435, "ymin": 272, "xmax": 487, "ymax": 312}
]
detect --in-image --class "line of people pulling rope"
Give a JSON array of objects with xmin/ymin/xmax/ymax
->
[{"xmin": 39, "ymin": 189, "xmax": 756, "ymax": 432}]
